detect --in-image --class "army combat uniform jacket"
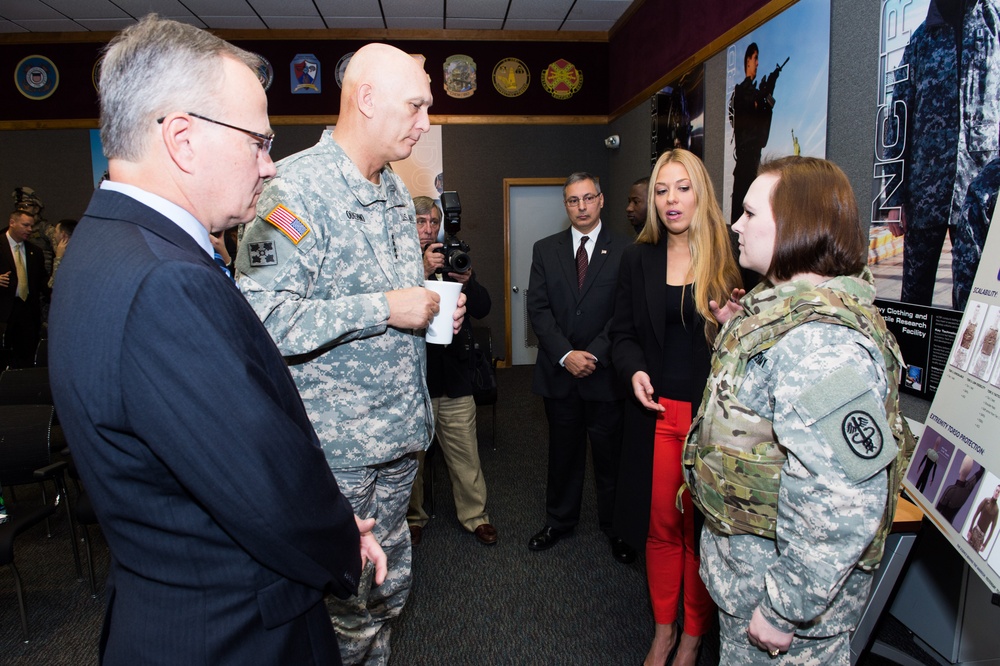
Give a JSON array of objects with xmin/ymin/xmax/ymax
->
[
  {"xmin": 686, "ymin": 271, "xmax": 909, "ymax": 638},
  {"xmin": 237, "ymin": 131, "xmax": 432, "ymax": 470}
]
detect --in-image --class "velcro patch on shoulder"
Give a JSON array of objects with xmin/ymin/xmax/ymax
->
[
  {"xmin": 795, "ymin": 365, "xmax": 897, "ymax": 482},
  {"xmin": 247, "ymin": 240, "xmax": 277, "ymax": 267},
  {"xmin": 264, "ymin": 204, "xmax": 310, "ymax": 244}
]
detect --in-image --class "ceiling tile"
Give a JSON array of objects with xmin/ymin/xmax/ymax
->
[
  {"xmin": 198, "ymin": 15, "xmax": 268, "ymax": 29},
  {"xmin": 249, "ymin": 0, "xmax": 321, "ymax": 16},
  {"xmin": 314, "ymin": 0, "xmax": 382, "ymax": 15},
  {"xmin": 386, "ymin": 17, "xmax": 444, "ymax": 29},
  {"xmin": 447, "ymin": 0, "xmax": 508, "ymax": 20},
  {"xmin": 34, "ymin": 0, "xmax": 129, "ymax": 19},
  {"xmin": 320, "ymin": 16, "xmax": 386, "ymax": 28},
  {"xmin": 446, "ymin": 18, "xmax": 504, "ymax": 30},
  {"xmin": 112, "ymin": 0, "xmax": 198, "ymax": 20},
  {"xmin": 76, "ymin": 18, "xmax": 140, "ymax": 31},
  {"xmin": 507, "ymin": 0, "xmax": 574, "ymax": 21},
  {"xmin": 0, "ymin": 0, "xmax": 63, "ymax": 21},
  {"xmin": 0, "ymin": 20, "xmax": 28, "ymax": 32},
  {"xmin": 17, "ymin": 19, "xmax": 89, "ymax": 31},
  {"xmin": 261, "ymin": 15, "xmax": 328, "ymax": 29},
  {"xmin": 381, "ymin": 0, "xmax": 443, "ymax": 18},
  {"xmin": 568, "ymin": 0, "xmax": 631, "ymax": 21},
  {"xmin": 182, "ymin": 0, "xmax": 257, "ymax": 15},
  {"xmin": 502, "ymin": 18, "xmax": 564, "ymax": 30},
  {"xmin": 562, "ymin": 19, "xmax": 615, "ymax": 31}
]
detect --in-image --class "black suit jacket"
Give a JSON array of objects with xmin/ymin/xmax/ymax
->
[
  {"xmin": 609, "ymin": 236, "xmax": 715, "ymax": 550},
  {"xmin": 527, "ymin": 224, "xmax": 629, "ymax": 401},
  {"xmin": 0, "ymin": 230, "xmax": 48, "ymax": 323},
  {"xmin": 427, "ymin": 272, "xmax": 491, "ymax": 398},
  {"xmin": 49, "ymin": 189, "xmax": 360, "ymax": 666}
]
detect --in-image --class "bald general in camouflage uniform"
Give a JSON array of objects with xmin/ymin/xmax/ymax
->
[
  {"xmin": 237, "ymin": 44, "xmax": 444, "ymax": 666},
  {"xmin": 886, "ymin": 0, "xmax": 1000, "ymax": 307},
  {"xmin": 686, "ymin": 272, "xmax": 907, "ymax": 664},
  {"xmin": 953, "ymin": 157, "xmax": 1000, "ymax": 310}
]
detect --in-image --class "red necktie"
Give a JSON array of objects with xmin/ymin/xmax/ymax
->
[{"xmin": 576, "ymin": 236, "xmax": 589, "ymax": 291}]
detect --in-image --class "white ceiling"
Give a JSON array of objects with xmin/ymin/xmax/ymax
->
[{"xmin": 0, "ymin": 0, "xmax": 636, "ymax": 33}]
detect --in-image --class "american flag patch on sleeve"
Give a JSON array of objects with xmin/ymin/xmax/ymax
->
[{"xmin": 264, "ymin": 204, "xmax": 311, "ymax": 244}]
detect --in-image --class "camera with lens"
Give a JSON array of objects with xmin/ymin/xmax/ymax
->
[{"xmin": 435, "ymin": 191, "xmax": 471, "ymax": 274}]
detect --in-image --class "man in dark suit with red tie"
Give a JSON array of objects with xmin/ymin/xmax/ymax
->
[
  {"xmin": 48, "ymin": 15, "xmax": 383, "ymax": 665},
  {"xmin": 526, "ymin": 172, "xmax": 633, "ymax": 562},
  {"xmin": 1, "ymin": 209, "xmax": 48, "ymax": 368}
]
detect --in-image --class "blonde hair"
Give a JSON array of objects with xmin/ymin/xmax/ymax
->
[{"xmin": 637, "ymin": 149, "xmax": 741, "ymax": 341}]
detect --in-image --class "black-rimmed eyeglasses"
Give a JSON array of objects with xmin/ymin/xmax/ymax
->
[{"xmin": 157, "ymin": 112, "xmax": 274, "ymax": 154}]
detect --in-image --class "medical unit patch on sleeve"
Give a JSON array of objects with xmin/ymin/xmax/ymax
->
[{"xmin": 264, "ymin": 204, "xmax": 310, "ymax": 244}]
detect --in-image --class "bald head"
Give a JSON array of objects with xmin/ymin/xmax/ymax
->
[{"xmin": 334, "ymin": 43, "xmax": 433, "ymax": 182}]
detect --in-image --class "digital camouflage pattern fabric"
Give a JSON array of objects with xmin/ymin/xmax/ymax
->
[{"xmin": 684, "ymin": 270, "xmax": 913, "ymax": 646}]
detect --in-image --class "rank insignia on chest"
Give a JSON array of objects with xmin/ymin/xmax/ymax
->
[
  {"xmin": 264, "ymin": 204, "xmax": 310, "ymax": 244},
  {"xmin": 248, "ymin": 241, "xmax": 277, "ymax": 267}
]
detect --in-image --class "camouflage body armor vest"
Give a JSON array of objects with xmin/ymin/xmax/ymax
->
[{"xmin": 683, "ymin": 275, "xmax": 915, "ymax": 570}]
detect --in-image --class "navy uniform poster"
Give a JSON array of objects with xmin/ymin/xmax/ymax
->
[
  {"xmin": 903, "ymin": 200, "xmax": 1000, "ymax": 594},
  {"xmin": 870, "ymin": 0, "xmax": 999, "ymax": 397},
  {"xmin": 722, "ymin": 0, "xmax": 831, "ymax": 225}
]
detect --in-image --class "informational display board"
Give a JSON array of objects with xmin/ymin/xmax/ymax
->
[{"xmin": 903, "ymin": 201, "xmax": 1000, "ymax": 594}]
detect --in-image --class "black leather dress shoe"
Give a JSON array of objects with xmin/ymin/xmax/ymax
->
[
  {"xmin": 528, "ymin": 526, "xmax": 566, "ymax": 551},
  {"xmin": 611, "ymin": 537, "xmax": 636, "ymax": 564}
]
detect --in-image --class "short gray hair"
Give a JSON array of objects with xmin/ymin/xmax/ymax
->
[
  {"xmin": 563, "ymin": 172, "xmax": 601, "ymax": 197},
  {"xmin": 99, "ymin": 14, "xmax": 260, "ymax": 161},
  {"xmin": 412, "ymin": 196, "xmax": 441, "ymax": 218}
]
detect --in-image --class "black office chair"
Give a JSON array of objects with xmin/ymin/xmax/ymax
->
[
  {"xmin": 0, "ymin": 367, "xmax": 53, "ymax": 406},
  {"xmin": 33, "ymin": 338, "xmax": 47, "ymax": 368},
  {"xmin": 0, "ymin": 404, "xmax": 72, "ymax": 641}
]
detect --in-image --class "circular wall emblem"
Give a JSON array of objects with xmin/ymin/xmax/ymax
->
[
  {"xmin": 15, "ymin": 55, "xmax": 59, "ymax": 100},
  {"xmin": 493, "ymin": 58, "xmax": 529, "ymax": 98},
  {"xmin": 252, "ymin": 53, "xmax": 274, "ymax": 91},
  {"xmin": 92, "ymin": 56, "xmax": 102, "ymax": 92},
  {"xmin": 841, "ymin": 411, "xmax": 883, "ymax": 459},
  {"xmin": 335, "ymin": 51, "xmax": 355, "ymax": 89},
  {"xmin": 542, "ymin": 59, "xmax": 582, "ymax": 100}
]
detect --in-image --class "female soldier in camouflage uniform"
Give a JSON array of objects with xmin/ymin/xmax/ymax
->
[{"xmin": 685, "ymin": 157, "xmax": 912, "ymax": 664}]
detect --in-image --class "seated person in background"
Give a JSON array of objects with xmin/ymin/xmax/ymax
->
[{"xmin": 407, "ymin": 196, "xmax": 497, "ymax": 546}]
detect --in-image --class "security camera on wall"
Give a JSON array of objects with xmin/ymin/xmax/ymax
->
[{"xmin": 604, "ymin": 135, "xmax": 620, "ymax": 149}]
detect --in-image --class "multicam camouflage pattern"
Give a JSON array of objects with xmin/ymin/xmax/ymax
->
[
  {"xmin": 884, "ymin": 1, "xmax": 1000, "ymax": 304},
  {"xmin": 236, "ymin": 131, "xmax": 433, "ymax": 470},
  {"xmin": 953, "ymin": 157, "xmax": 1000, "ymax": 310},
  {"xmin": 685, "ymin": 269, "xmax": 913, "ymax": 569},
  {"xmin": 685, "ymin": 270, "xmax": 914, "ymax": 640}
]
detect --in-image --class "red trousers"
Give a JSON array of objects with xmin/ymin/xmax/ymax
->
[{"xmin": 647, "ymin": 397, "xmax": 715, "ymax": 636}]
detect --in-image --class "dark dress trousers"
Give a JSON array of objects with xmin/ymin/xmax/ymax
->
[
  {"xmin": 609, "ymin": 237, "xmax": 713, "ymax": 552},
  {"xmin": 49, "ymin": 190, "xmax": 361, "ymax": 666},
  {"xmin": 527, "ymin": 225, "xmax": 629, "ymax": 532},
  {"xmin": 0, "ymin": 232, "xmax": 48, "ymax": 366}
]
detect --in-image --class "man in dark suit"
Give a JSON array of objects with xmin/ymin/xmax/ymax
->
[
  {"xmin": 526, "ymin": 172, "xmax": 633, "ymax": 562},
  {"xmin": 48, "ymin": 16, "xmax": 384, "ymax": 665},
  {"xmin": 1, "ymin": 209, "xmax": 49, "ymax": 367}
]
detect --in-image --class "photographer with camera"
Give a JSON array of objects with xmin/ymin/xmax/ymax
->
[{"xmin": 407, "ymin": 195, "xmax": 497, "ymax": 546}]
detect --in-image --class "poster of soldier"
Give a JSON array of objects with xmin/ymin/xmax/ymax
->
[
  {"xmin": 722, "ymin": 0, "xmax": 830, "ymax": 224},
  {"xmin": 904, "ymin": 203, "xmax": 1000, "ymax": 594}
]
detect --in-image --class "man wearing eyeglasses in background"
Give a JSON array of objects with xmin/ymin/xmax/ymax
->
[
  {"xmin": 525, "ymin": 172, "xmax": 632, "ymax": 563},
  {"xmin": 48, "ymin": 15, "xmax": 382, "ymax": 665}
]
